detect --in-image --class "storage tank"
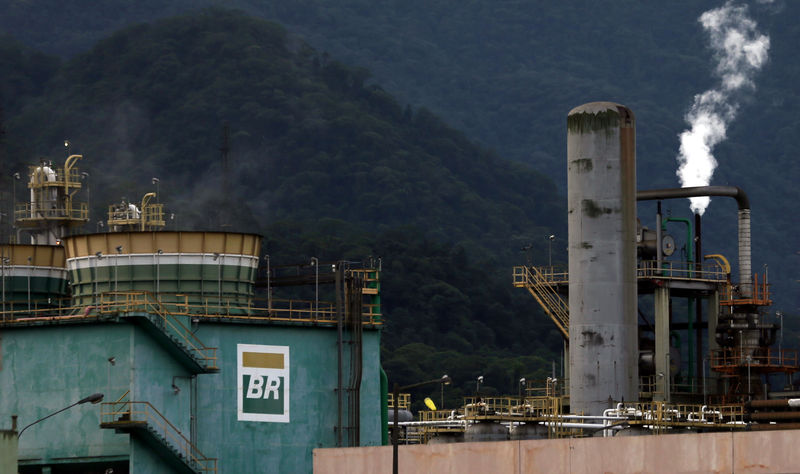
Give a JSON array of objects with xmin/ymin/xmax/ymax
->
[
  {"xmin": 62, "ymin": 231, "xmax": 261, "ymax": 313},
  {"xmin": 509, "ymin": 422, "xmax": 547, "ymax": 440},
  {"xmin": 463, "ymin": 421, "xmax": 508, "ymax": 442},
  {"xmin": 567, "ymin": 102, "xmax": 638, "ymax": 416},
  {"xmin": 0, "ymin": 244, "xmax": 68, "ymax": 312}
]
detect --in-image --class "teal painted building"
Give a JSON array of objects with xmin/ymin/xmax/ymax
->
[{"xmin": 0, "ymin": 232, "xmax": 384, "ymax": 473}]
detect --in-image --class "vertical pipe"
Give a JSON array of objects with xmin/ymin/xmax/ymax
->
[
  {"xmin": 380, "ymin": 367, "xmax": 389, "ymax": 446},
  {"xmin": 27, "ymin": 256, "xmax": 31, "ymax": 312},
  {"xmin": 656, "ymin": 202, "xmax": 663, "ymax": 271},
  {"xmin": 335, "ymin": 265, "xmax": 343, "ymax": 447},
  {"xmin": 694, "ymin": 213, "xmax": 703, "ymax": 383}
]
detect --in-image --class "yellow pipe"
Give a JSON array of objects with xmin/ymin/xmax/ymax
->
[
  {"xmin": 64, "ymin": 154, "xmax": 83, "ymax": 214},
  {"xmin": 704, "ymin": 254, "xmax": 731, "ymax": 275},
  {"xmin": 141, "ymin": 192, "xmax": 156, "ymax": 230}
]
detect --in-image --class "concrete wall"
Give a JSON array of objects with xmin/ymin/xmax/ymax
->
[{"xmin": 314, "ymin": 429, "xmax": 800, "ymax": 473}]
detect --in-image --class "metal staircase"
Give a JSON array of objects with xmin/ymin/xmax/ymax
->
[
  {"xmin": 512, "ymin": 266, "xmax": 569, "ymax": 339},
  {"xmin": 99, "ymin": 291, "xmax": 219, "ymax": 373},
  {"xmin": 101, "ymin": 396, "xmax": 217, "ymax": 473}
]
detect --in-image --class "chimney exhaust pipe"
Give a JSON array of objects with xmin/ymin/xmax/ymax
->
[{"xmin": 636, "ymin": 186, "xmax": 751, "ymax": 297}]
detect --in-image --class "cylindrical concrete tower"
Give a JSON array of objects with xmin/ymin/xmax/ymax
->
[{"xmin": 567, "ymin": 102, "xmax": 638, "ymax": 415}]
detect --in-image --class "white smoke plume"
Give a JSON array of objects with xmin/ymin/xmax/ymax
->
[{"xmin": 676, "ymin": 1, "xmax": 770, "ymax": 215}]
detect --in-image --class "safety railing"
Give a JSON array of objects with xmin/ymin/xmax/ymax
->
[
  {"xmin": 512, "ymin": 266, "xmax": 569, "ymax": 338},
  {"xmin": 0, "ymin": 290, "xmax": 382, "ymax": 327},
  {"xmin": 516, "ymin": 260, "xmax": 729, "ymax": 287},
  {"xmin": 614, "ymin": 401, "xmax": 746, "ymax": 428},
  {"xmin": 14, "ymin": 202, "xmax": 88, "ymax": 222},
  {"xmin": 107, "ymin": 203, "xmax": 165, "ymax": 228},
  {"xmin": 25, "ymin": 165, "xmax": 83, "ymax": 188},
  {"xmin": 174, "ymin": 295, "xmax": 381, "ymax": 325},
  {"xmin": 710, "ymin": 347, "xmax": 799, "ymax": 372},
  {"xmin": 99, "ymin": 291, "xmax": 218, "ymax": 370},
  {"xmin": 523, "ymin": 378, "xmax": 564, "ymax": 398},
  {"xmin": 388, "ymin": 392, "xmax": 411, "ymax": 410},
  {"xmin": 719, "ymin": 273, "xmax": 772, "ymax": 306},
  {"xmin": 100, "ymin": 400, "xmax": 217, "ymax": 473},
  {"xmin": 637, "ymin": 260, "xmax": 728, "ymax": 281}
]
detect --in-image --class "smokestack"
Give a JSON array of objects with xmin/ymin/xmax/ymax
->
[
  {"xmin": 738, "ymin": 208, "xmax": 752, "ymax": 297},
  {"xmin": 567, "ymin": 102, "xmax": 638, "ymax": 416}
]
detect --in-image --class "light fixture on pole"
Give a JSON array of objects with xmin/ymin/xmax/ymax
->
[
  {"xmin": 1, "ymin": 256, "xmax": 9, "ymax": 319},
  {"xmin": 152, "ymin": 177, "xmax": 160, "ymax": 203},
  {"xmin": 114, "ymin": 246, "xmax": 123, "ymax": 293},
  {"xmin": 213, "ymin": 252, "xmax": 222, "ymax": 312},
  {"xmin": 777, "ymin": 311, "xmax": 783, "ymax": 365},
  {"xmin": 265, "ymin": 254, "xmax": 271, "ymax": 313},
  {"xmin": 26, "ymin": 256, "xmax": 31, "ymax": 312},
  {"xmin": 18, "ymin": 393, "xmax": 104, "ymax": 438},
  {"xmin": 393, "ymin": 375, "xmax": 450, "ymax": 474},
  {"xmin": 81, "ymin": 171, "xmax": 90, "ymax": 223},
  {"xmin": 310, "ymin": 257, "xmax": 319, "ymax": 318},
  {"xmin": 12, "ymin": 172, "xmax": 20, "ymax": 234},
  {"xmin": 548, "ymin": 234, "xmax": 555, "ymax": 269}
]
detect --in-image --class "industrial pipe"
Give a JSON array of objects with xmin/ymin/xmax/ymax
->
[
  {"xmin": 746, "ymin": 399, "xmax": 800, "ymax": 410},
  {"xmin": 637, "ymin": 186, "xmax": 752, "ymax": 297},
  {"xmin": 747, "ymin": 411, "xmax": 800, "ymax": 422}
]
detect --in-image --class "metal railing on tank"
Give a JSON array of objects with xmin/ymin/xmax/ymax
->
[
  {"xmin": 170, "ymin": 294, "xmax": 382, "ymax": 325},
  {"xmin": 637, "ymin": 260, "xmax": 728, "ymax": 281},
  {"xmin": 99, "ymin": 291, "xmax": 218, "ymax": 370},
  {"xmin": 719, "ymin": 273, "xmax": 772, "ymax": 306},
  {"xmin": 613, "ymin": 401, "xmax": 746, "ymax": 430},
  {"xmin": 388, "ymin": 392, "xmax": 411, "ymax": 410},
  {"xmin": 14, "ymin": 202, "xmax": 88, "ymax": 222},
  {"xmin": 0, "ymin": 290, "xmax": 382, "ymax": 327},
  {"xmin": 710, "ymin": 347, "xmax": 799, "ymax": 372},
  {"xmin": 0, "ymin": 296, "xmax": 81, "ymax": 324},
  {"xmin": 100, "ymin": 399, "xmax": 217, "ymax": 473}
]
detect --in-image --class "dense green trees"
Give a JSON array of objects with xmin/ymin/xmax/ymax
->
[
  {"xmin": 1, "ymin": 10, "xmax": 565, "ymax": 401},
  {"xmin": 2, "ymin": 1, "xmax": 797, "ymax": 401}
]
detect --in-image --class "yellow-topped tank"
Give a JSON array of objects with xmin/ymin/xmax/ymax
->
[{"xmin": 62, "ymin": 231, "xmax": 261, "ymax": 312}]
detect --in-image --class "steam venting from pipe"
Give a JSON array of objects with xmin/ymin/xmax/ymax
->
[{"xmin": 676, "ymin": 1, "xmax": 770, "ymax": 215}]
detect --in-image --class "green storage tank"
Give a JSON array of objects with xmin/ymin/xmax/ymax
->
[
  {"xmin": 0, "ymin": 244, "xmax": 68, "ymax": 313},
  {"xmin": 63, "ymin": 231, "xmax": 261, "ymax": 314}
]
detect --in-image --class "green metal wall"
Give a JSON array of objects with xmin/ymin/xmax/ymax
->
[
  {"xmin": 0, "ymin": 320, "xmax": 382, "ymax": 473},
  {"xmin": 0, "ymin": 275, "xmax": 69, "ymax": 309},
  {"xmin": 0, "ymin": 325, "xmax": 131, "ymax": 466},
  {"xmin": 67, "ymin": 258, "xmax": 257, "ymax": 311},
  {"xmin": 194, "ymin": 324, "xmax": 382, "ymax": 473}
]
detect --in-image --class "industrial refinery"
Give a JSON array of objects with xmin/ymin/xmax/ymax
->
[
  {"xmin": 381, "ymin": 103, "xmax": 799, "ymax": 450},
  {"xmin": 0, "ymin": 154, "xmax": 384, "ymax": 473},
  {"xmin": 2, "ymin": 102, "xmax": 799, "ymax": 474}
]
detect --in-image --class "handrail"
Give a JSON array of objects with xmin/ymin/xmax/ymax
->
[
  {"xmin": 513, "ymin": 266, "xmax": 569, "ymax": 338},
  {"xmin": 100, "ymin": 291, "xmax": 218, "ymax": 370},
  {"xmin": 101, "ymin": 400, "xmax": 217, "ymax": 473},
  {"xmin": 710, "ymin": 347, "xmax": 799, "ymax": 372},
  {"xmin": 0, "ymin": 291, "xmax": 383, "ymax": 327}
]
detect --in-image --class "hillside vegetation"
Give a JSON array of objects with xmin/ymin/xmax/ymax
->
[
  {"xmin": 1, "ymin": 0, "xmax": 796, "ymax": 315},
  {"xmin": 0, "ymin": 10, "xmax": 565, "ymax": 404}
]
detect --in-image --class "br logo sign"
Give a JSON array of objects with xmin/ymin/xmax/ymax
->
[{"xmin": 237, "ymin": 344, "xmax": 290, "ymax": 422}]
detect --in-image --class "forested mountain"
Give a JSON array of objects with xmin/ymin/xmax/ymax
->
[
  {"xmin": 1, "ymin": 1, "xmax": 798, "ymax": 400},
  {"xmin": 0, "ymin": 10, "xmax": 565, "ymax": 404}
]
